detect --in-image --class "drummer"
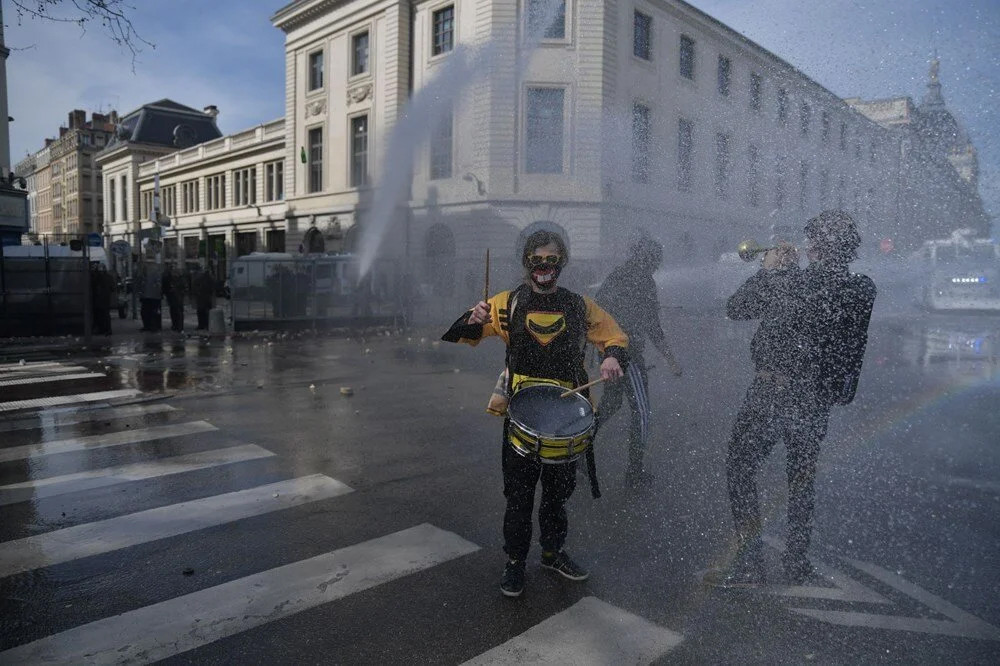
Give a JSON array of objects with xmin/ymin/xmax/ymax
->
[{"xmin": 442, "ymin": 230, "xmax": 629, "ymax": 598}]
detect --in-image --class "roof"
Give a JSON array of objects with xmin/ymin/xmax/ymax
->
[{"xmin": 104, "ymin": 98, "xmax": 222, "ymax": 151}]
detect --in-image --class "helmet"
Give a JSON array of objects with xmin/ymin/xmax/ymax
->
[{"xmin": 804, "ymin": 210, "xmax": 861, "ymax": 263}]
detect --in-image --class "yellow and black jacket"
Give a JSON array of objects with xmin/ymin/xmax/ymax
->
[{"xmin": 442, "ymin": 284, "xmax": 629, "ymax": 391}]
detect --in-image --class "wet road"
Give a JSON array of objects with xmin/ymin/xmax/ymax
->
[{"xmin": 1, "ymin": 306, "xmax": 998, "ymax": 664}]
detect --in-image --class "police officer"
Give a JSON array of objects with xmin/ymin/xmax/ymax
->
[{"xmin": 705, "ymin": 210, "xmax": 876, "ymax": 587}]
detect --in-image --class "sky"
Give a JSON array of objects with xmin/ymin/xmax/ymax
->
[{"xmin": 5, "ymin": 0, "xmax": 998, "ymax": 217}]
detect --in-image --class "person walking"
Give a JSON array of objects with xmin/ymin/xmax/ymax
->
[
  {"xmin": 593, "ymin": 238, "xmax": 683, "ymax": 485},
  {"xmin": 442, "ymin": 230, "xmax": 629, "ymax": 598},
  {"xmin": 192, "ymin": 266, "xmax": 215, "ymax": 331},
  {"xmin": 162, "ymin": 264, "xmax": 186, "ymax": 332},
  {"xmin": 704, "ymin": 210, "xmax": 876, "ymax": 587}
]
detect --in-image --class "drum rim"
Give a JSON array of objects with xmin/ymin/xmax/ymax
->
[{"xmin": 507, "ymin": 384, "xmax": 595, "ymax": 441}]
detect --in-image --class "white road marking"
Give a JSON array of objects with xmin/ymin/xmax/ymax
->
[
  {"xmin": 0, "ymin": 403, "xmax": 177, "ymax": 433},
  {"xmin": 0, "ymin": 524, "xmax": 478, "ymax": 664},
  {"xmin": 0, "ymin": 420, "xmax": 217, "ymax": 462},
  {"xmin": 0, "ymin": 474, "xmax": 353, "ymax": 578},
  {"xmin": 0, "ymin": 444, "xmax": 275, "ymax": 506},
  {"xmin": 761, "ymin": 536, "xmax": 889, "ymax": 604},
  {"xmin": 461, "ymin": 597, "xmax": 683, "ymax": 666},
  {"xmin": 0, "ymin": 365, "xmax": 89, "ymax": 377},
  {"xmin": 0, "ymin": 389, "xmax": 141, "ymax": 413},
  {"xmin": 0, "ymin": 372, "xmax": 105, "ymax": 387}
]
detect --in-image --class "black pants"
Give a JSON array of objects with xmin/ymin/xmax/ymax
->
[
  {"xmin": 196, "ymin": 308, "xmax": 209, "ymax": 330},
  {"xmin": 140, "ymin": 298, "xmax": 162, "ymax": 331},
  {"xmin": 167, "ymin": 298, "xmax": 184, "ymax": 331},
  {"xmin": 502, "ymin": 428, "xmax": 577, "ymax": 562},
  {"xmin": 597, "ymin": 360, "xmax": 650, "ymax": 474},
  {"xmin": 93, "ymin": 308, "xmax": 112, "ymax": 335},
  {"xmin": 726, "ymin": 376, "xmax": 830, "ymax": 560}
]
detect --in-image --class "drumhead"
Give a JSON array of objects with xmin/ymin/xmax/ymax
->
[{"xmin": 507, "ymin": 384, "xmax": 594, "ymax": 439}]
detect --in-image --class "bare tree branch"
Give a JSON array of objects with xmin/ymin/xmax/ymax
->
[{"xmin": 8, "ymin": 0, "xmax": 154, "ymax": 71}]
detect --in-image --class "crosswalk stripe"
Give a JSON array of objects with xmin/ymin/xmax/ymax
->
[
  {"xmin": 0, "ymin": 365, "xmax": 90, "ymax": 377},
  {"xmin": 0, "ymin": 389, "xmax": 141, "ymax": 413},
  {"xmin": 0, "ymin": 361, "xmax": 73, "ymax": 371},
  {"xmin": 0, "ymin": 403, "xmax": 177, "ymax": 433},
  {"xmin": 0, "ymin": 372, "xmax": 106, "ymax": 387},
  {"xmin": 0, "ymin": 420, "xmax": 217, "ymax": 462},
  {"xmin": 0, "ymin": 474, "xmax": 353, "ymax": 578},
  {"xmin": 461, "ymin": 597, "xmax": 683, "ymax": 666},
  {"xmin": 0, "ymin": 523, "xmax": 478, "ymax": 664},
  {"xmin": 0, "ymin": 444, "xmax": 276, "ymax": 506}
]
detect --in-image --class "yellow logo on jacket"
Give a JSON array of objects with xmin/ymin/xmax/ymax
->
[{"xmin": 525, "ymin": 311, "xmax": 566, "ymax": 346}]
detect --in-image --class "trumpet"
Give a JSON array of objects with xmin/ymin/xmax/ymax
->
[{"xmin": 737, "ymin": 239, "xmax": 778, "ymax": 262}]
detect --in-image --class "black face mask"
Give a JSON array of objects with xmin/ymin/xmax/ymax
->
[{"xmin": 529, "ymin": 264, "xmax": 562, "ymax": 289}]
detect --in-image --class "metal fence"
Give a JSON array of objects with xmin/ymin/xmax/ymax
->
[
  {"xmin": 0, "ymin": 240, "xmax": 91, "ymax": 337},
  {"xmin": 229, "ymin": 255, "xmax": 407, "ymax": 330}
]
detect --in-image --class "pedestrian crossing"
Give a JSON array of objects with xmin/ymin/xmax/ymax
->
[{"xmin": 0, "ymin": 363, "xmax": 684, "ymax": 664}]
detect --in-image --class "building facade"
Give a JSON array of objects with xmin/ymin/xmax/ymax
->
[
  {"xmin": 269, "ymin": 0, "xmax": 989, "ymax": 303},
  {"xmin": 14, "ymin": 110, "xmax": 117, "ymax": 238}
]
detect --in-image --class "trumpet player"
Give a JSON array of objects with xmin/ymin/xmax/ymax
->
[{"xmin": 705, "ymin": 211, "xmax": 876, "ymax": 587}]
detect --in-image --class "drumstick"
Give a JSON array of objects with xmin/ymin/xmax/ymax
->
[
  {"xmin": 483, "ymin": 248, "xmax": 490, "ymax": 302},
  {"xmin": 560, "ymin": 376, "xmax": 605, "ymax": 398}
]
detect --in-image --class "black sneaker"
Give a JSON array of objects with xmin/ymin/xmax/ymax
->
[
  {"xmin": 782, "ymin": 553, "xmax": 817, "ymax": 585},
  {"xmin": 540, "ymin": 550, "xmax": 590, "ymax": 581},
  {"xmin": 703, "ymin": 559, "xmax": 765, "ymax": 588},
  {"xmin": 500, "ymin": 559, "xmax": 525, "ymax": 597}
]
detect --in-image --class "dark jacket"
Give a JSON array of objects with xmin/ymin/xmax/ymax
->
[{"xmin": 727, "ymin": 263, "xmax": 876, "ymax": 405}]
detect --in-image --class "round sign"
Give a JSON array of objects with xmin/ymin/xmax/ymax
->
[{"xmin": 879, "ymin": 238, "xmax": 894, "ymax": 254}]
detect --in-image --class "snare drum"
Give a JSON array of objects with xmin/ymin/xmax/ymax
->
[{"xmin": 506, "ymin": 383, "xmax": 595, "ymax": 464}]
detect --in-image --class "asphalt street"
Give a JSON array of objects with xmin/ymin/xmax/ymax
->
[{"xmin": 0, "ymin": 303, "xmax": 998, "ymax": 664}]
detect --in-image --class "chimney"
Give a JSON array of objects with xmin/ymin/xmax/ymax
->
[
  {"xmin": 203, "ymin": 105, "xmax": 219, "ymax": 119},
  {"xmin": 68, "ymin": 109, "xmax": 86, "ymax": 129}
]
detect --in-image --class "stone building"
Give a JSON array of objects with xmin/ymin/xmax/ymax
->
[
  {"xmin": 270, "ymin": 0, "xmax": 989, "ymax": 304},
  {"xmin": 96, "ymin": 100, "xmax": 223, "ymax": 253},
  {"xmin": 14, "ymin": 110, "xmax": 117, "ymax": 238}
]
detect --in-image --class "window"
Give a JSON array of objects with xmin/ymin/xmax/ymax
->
[
  {"xmin": 715, "ymin": 133, "xmax": 730, "ymax": 198},
  {"xmin": 432, "ymin": 5, "xmax": 455, "ymax": 56},
  {"xmin": 777, "ymin": 88, "xmax": 787, "ymax": 124},
  {"xmin": 839, "ymin": 122, "xmax": 847, "ymax": 150},
  {"xmin": 747, "ymin": 144, "xmax": 760, "ymax": 207},
  {"xmin": 430, "ymin": 108, "xmax": 453, "ymax": 180},
  {"xmin": 309, "ymin": 50, "xmax": 324, "ymax": 90},
  {"xmin": 527, "ymin": 0, "xmax": 565, "ymax": 39},
  {"xmin": 120, "ymin": 176, "xmax": 128, "ymax": 219},
  {"xmin": 309, "ymin": 127, "xmax": 325, "ymax": 192},
  {"xmin": 265, "ymin": 160, "xmax": 284, "ymax": 201},
  {"xmin": 206, "ymin": 174, "xmax": 226, "ymax": 210},
  {"xmin": 677, "ymin": 118, "xmax": 693, "ymax": 191},
  {"xmin": 717, "ymin": 56, "xmax": 731, "ymax": 97},
  {"xmin": 799, "ymin": 160, "xmax": 809, "ymax": 210},
  {"xmin": 525, "ymin": 87, "xmax": 565, "ymax": 174},
  {"xmin": 161, "ymin": 185, "xmax": 176, "ymax": 217},
  {"xmin": 800, "ymin": 102, "xmax": 810, "ymax": 136},
  {"xmin": 821, "ymin": 111, "xmax": 830, "ymax": 143},
  {"xmin": 141, "ymin": 190, "xmax": 153, "ymax": 220},
  {"xmin": 236, "ymin": 231, "xmax": 257, "ymax": 257},
  {"xmin": 631, "ymin": 103, "xmax": 651, "ymax": 183},
  {"xmin": 350, "ymin": 117, "xmax": 368, "ymax": 187},
  {"xmin": 266, "ymin": 229, "xmax": 286, "ymax": 253},
  {"xmin": 749, "ymin": 73, "xmax": 762, "ymax": 112},
  {"xmin": 352, "ymin": 32, "xmax": 369, "ymax": 76},
  {"xmin": 679, "ymin": 35, "xmax": 695, "ymax": 79},
  {"xmin": 233, "ymin": 167, "xmax": 257, "ymax": 206},
  {"xmin": 182, "ymin": 180, "xmax": 200, "ymax": 213},
  {"xmin": 634, "ymin": 11, "xmax": 652, "ymax": 61}
]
